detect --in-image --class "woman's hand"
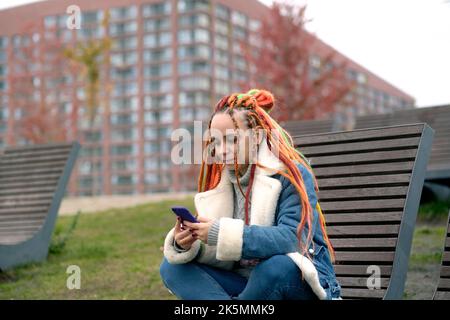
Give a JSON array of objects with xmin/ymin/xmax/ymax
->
[
  {"xmin": 183, "ymin": 216, "xmax": 214, "ymax": 244},
  {"xmin": 173, "ymin": 217, "xmax": 197, "ymax": 250}
]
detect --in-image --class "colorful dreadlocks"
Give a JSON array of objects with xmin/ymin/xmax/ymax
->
[{"xmin": 198, "ymin": 89, "xmax": 335, "ymax": 263}]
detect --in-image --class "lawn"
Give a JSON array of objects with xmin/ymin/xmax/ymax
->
[
  {"xmin": 0, "ymin": 197, "xmax": 196, "ymax": 300},
  {"xmin": 0, "ymin": 199, "xmax": 448, "ymax": 299}
]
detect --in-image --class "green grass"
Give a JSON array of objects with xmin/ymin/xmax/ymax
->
[
  {"xmin": 0, "ymin": 198, "xmax": 448, "ymax": 299},
  {"xmin": 418, "ymin": 200, "xmax": 450, "ymax": 223},
  {"xmin": 0, "ymin": 197, "xmax": 196, "ymax": 300}
]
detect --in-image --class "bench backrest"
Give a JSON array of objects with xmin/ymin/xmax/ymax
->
[
  {"xmin": 355, "ymin": 105, "xmax": 450, "ymax": 180},
  {"xmin": 282, "ymin": 119, "xmax": 335, "ymax": 136},
  {"xmin": 433, "ymin": 212, "xmax": 450, "ymax": 300},
  {"xmin": 293, "ymin": 123, "xmax": 434, "ymax": 299},
  {"xmin": 0, "ymin": 142, "xmax": 80, "ymax": 269}
]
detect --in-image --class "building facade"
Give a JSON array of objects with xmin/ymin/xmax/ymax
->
[{"xmin": 0, "ymin": 0, "xmax": 415, "ymax": 196}]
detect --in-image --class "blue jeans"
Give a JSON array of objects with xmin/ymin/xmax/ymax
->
[{"xmin": 160, "ymin": 254, "xmax": 319, "ymax": 300}]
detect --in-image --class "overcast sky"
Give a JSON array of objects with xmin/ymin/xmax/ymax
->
[{"xmin": 1, "ymin": 0, "xmax": 449, "ymax": 107}]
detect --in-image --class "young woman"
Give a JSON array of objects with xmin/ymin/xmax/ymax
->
[{"xmin": 160, "ymin": 89, "xmax": 341, "ymax": 300}]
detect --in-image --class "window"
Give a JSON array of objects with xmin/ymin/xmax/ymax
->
[
  {"xmin": 143, "ymin": 48, "xmax": 172, "ymax": 62},
  {"xmin": 178, "ymin": 61, "xmax": 210, "ymax": 75},
  {"xmin": 110, "ymin": 6, "xmax": 137, "ymax": 20},
  {"xmin": 179, "ymin": 76, "xmax": 210, "ymax": 90},
  {"xmin": 249, "ymin": 19, "xmax": 261, "ymax": 32},
  {"xmin": 110, "ymin": 113, "xmax": 138, "ymax": 125},
  {"xmin": 110, "ymin": 144, "xmax": 137, "ymax": 156},
  {"xmin": 142, "ymin": 2, "xmax": 171, "ymax": 17},
  {"xmin": 112, "ymin": 36, "xmax": 137, "ymax": 50},
  {"xmin": 179, "ymin": 14, "xmax": 210, "ymax": 28},
  {"xmin": 231, "ymin": 11, "xmax": 247, "ymax": 27},
  {"xmin": 110, "ymin": 66, "xmax": 137, "ymax": 81},
  {"xmin": 110, "ymin": 21, "xmax": 137, "ymax": 36},
  {"xmin": 112, "ymin": 159, "xmax": 136, "ymax": 171},
  {"xmin": 143, "ymin": 32, "xmax": 172, "ymax": 47},
  {"xmin": 178, "ymin": 0, "xmax": 210, "ymax": 12},
  {"xmin": 110, "ymin": 52, "xmax": 137, "ymax": 66},
  {"xmin": 215, "ymin": 65, "xmax": 230, "ymax": 79},
  {"xmin": 215, "ymin": 79, "xmax": 230, "ymax": 96},
  {"xmin": 215, "ymin": 20, "xmax": 229, "ymax": 35},
  {"xmin": 144, "ymin": 94, "xmax": 173, "ymax": 109},
  {"xmin": 179, "ymin": 91, "xmax": 210, "ymax": 107},
  {"xmin": 143, "ymin": 18, "xmax": 170, "ymax": 32},
  {"xmin": 144, "ymin": 79, "xmax": 172, "ymax": 93},
  {"xmin": 144, "ymin": 63, "xmax": 172, "ymax": 78},
  {"xmin": 110, "ymin": 97, "xmax": 139, "ymax": 112},
  {"xmin": 214, "ymin": 34, "xmax": 228, "ymax": 50},
  {"xmin": 110, "ymin": 128, "xmax": 137, "ymax": 142},
  {"xmin": 178, "ymin": 44, "xmax": 210, "ymax": 59},
  {"xmin": 215, "ymin": 4, "xmax": 229, "ymax": 20},
  {"xmin": 112, "ymin": 82, "xmax": 138, "ymax": 96},
  {"xmin": 178, "ymin": 29, "xmax": 210, "ymax": 44}
]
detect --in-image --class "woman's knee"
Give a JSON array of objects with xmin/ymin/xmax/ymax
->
[
  {"xmin": 160, "ymin": 257, "xmax": 180, "ymax": 286},
  {"xmin": 255, "ymin": 254, "xmax": 300, "ymax": 284}
]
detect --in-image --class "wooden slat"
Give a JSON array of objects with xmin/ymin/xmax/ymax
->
[
  {"xmin": 327, "ymin": 225, "xmax": 400, "ymax": 237},
  {"xmin": 325, "ymin": 212, "xmax": 403, "ymax": 224},
  {"xmin": 318, "ymin": 174, "xmax": 411, "ymax": 189},
  {"xmin": 340, "ymin": 288, "xmax": 386, "ymax": 299},
  {"xmin": 434, "ymin": 291, "xmax": 450, "ymax": 300},
  {"xmin": 0, "ymin": 167, "xmax": 64, "ymax": 179},
  {"xmin": 1, "ymin": 147, "xmax": 72, "ymax": 159},
  {"xmin": 437, "ymin": 278, "xmax": 450, "ymax": 289},
  {"xmin": 320, "ymin": 199, "xmax": 405, "ymax": 211},
  {"xmin": 335, "ymin": 251, "xmax": 395, "ymax": 262},
  {"xmin": 337, "ymin": 276, "xmax": 390, "ymax": 288},
  {"xmin": 0, "ymin": 206, "xmax": 49, "ymax": 215},
  {"xmin": 334, "ymin": 265, "xmax": 392, "ymax": 276},
  {"xmin": 0, "ymin": 180, "xmax": 58, "ymax": 191},
  {"xmin": 0, "ymin": 199, "xmax": 51, "ymax": 209},
  {"xmin": 331, "ymin": 238, "xmax": 397, "ymax": 249},
  {"xmin": 443, "ymin": 251, "xmax": 450, "ymax": 262},
  {"xmin": 0, "ymin": 186, "xmax": 56, "ymax": 196},
  {"xmin": 0, "ymin": 161, "xmax": 67, "ymax": 172},
  {"xmin": 4, "ymin": 142, "xmax": 73, "ymax": 153},
  {"xmin": 318, "ymin": 187, "xmax": 408, "ymax": 200},
  {"xmin": 0, "ymin": 173, "xmax": 62, "ymax": 184},
  {"xmin": 440, "ymin": 266, "xmax": 450, "ymax": 278},
  {"xmin": 309, "ymin": 149, "xmax": 417, "ymax": 166},
  {"xmin": 314, "ymin": 162, "xmax": 414, "ymax": 177},
  {"xmin": 0, "ymin": 154, "xmax": 69, "ymax": 165}
]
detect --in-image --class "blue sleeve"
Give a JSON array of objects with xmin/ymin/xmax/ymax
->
[{"xmin": 241, "ymin": 164, "xmax": 318, "ymax": 259}]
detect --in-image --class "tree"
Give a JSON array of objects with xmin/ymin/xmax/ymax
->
[
  {"xmin": 239, "ymin": 1, "xmax": 356, "ymax": 122},
  {"xmin": 7, "ymin": 22, "xmax": 69, "ymax": 144},
  {"xmin": 63, "ymin": 11, "xmax": 112, "ymax": 196}
]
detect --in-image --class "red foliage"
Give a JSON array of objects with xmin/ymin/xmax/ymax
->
[{"xmin": 239, "ymin": 2, "xmax": 356, "ymax": 121}]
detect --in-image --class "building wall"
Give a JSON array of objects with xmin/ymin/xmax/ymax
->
[{"xmin": 0, "ymin": 0, "xmax": 415, "ymax": 196}]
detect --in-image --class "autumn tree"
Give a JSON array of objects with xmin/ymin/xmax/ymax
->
[
  {"xmin": 239, "ymin": 1, "xmax": 356, "ymax": 122},
  {"xmin": 7, "ymin": 22, "xmax": 69, "ymax": 145}
]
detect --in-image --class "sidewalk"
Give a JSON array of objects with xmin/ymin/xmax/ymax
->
[{"xmin": 58, "ymin": 192, "xmax": 196, "ymax": 216}]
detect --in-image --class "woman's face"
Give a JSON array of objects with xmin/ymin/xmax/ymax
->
[{"xmin": 210, "ymin": 112, "xmax": 256, "ymax": 169}]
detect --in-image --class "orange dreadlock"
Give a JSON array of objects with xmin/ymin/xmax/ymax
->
[{"xmin": 197, "ymin": 89, "xmax": 335, "ymax": 263}]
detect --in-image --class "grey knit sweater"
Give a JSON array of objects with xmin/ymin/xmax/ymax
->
[{"xmin": 173, "ymin": 165, "xmax": 260, "ymax": 278}]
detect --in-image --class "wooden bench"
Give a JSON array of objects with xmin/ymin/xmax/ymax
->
[
  {"xmin": 0, "ymin": 141, "xmax": 80, "ymax": 270},
  {"xmin": 355, "ymin": 105, "xmax": 450, "ymax": 183},
  {"xmin": 293, "ymin": 123, "xmax": 434, "ymax": 299},
  {"xmin": 433, "ymin": 210, "xmax": 450, "ymax": 300}
]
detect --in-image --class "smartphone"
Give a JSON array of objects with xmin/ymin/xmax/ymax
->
[{"xmin": 171, "ymin": 206, "xmax": 199, "ymax": 223}]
